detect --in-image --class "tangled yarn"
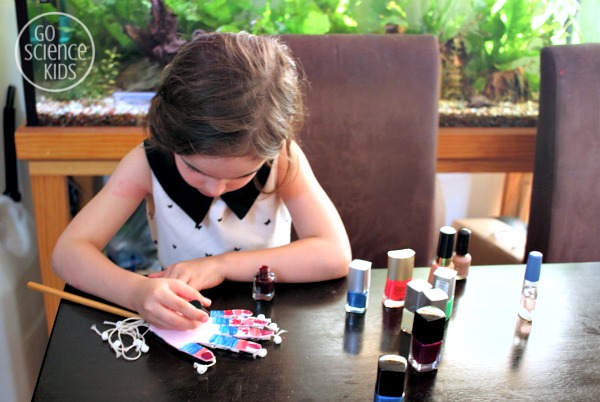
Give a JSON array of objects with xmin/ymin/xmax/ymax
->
[{"xmin": 91, "ymin": 317, "xmax": 150, "ymax": 361}]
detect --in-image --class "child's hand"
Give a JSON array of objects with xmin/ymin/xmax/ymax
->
[
  {"xmin": 131, "ymin": 277, "xmax": 212, "ymax": 330},
  {"xmin": 148, "ymin": 257, "xmax": 226, "ymax": 291}
]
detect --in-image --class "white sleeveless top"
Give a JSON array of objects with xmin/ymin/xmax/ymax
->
[{"xmin": 145, "ymin": 147, "xmax": 291, "ymax": 268}]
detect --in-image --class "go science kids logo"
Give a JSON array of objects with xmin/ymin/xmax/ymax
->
[{"xmin": 15, "ymin": 12, "xmax": 95, "ymax": 92}]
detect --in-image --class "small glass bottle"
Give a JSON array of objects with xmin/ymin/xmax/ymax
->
[
  {"xmin": 345, "ymin": 259, "xmax": 372, "ymax": 314},
  {"xmin": 428, "ymin": 226, "xmax": 456, "ymax": 284},
  {"xmin": 408, "ymin": 306, "xmax": 446, "ymax": 372},
  {"xmin": 252, "ymin": 265, "xmax": 276, "ymax": 301},
  {"xmin": 400, "ymin": 279, "xmax": 432, "ymax": 334},
  {"xmin": 518, "ymin": 251, "xmax": 542, "ymax": 322},
  {"xmin": 432, "ymin": 267, "xmax": 457, "ymax": 320},
  {"xmin": 383, "ymin": 249, "xmax": 414, "ymax": 308},
  {"xmin": 374, "ymin": 355, "xmax": 407, "ymax": 402},
  {"xmin": 452, "ymin": 228, "xmax": 472, "ymax": 280}
]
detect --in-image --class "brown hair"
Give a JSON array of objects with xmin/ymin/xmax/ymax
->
[{"xmin": 147, "ymin": 32, "xmax": 304, "ymax": 168}]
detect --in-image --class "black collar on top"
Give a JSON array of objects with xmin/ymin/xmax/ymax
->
[{"xmin": 145, "ymin": 143, "xmax": 271, "ymax": 224}]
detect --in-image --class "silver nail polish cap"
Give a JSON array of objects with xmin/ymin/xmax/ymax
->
[
  {"xmin": 404, "ymin": 278, "xmax": 432, "ymax": 312},
  {"xmin": 433, "ymin": 267, "xmax": 457, "ymax": 297},
  {"xmin": 423, "ymin": 287, "xmax": 449, "ymax": 311},
  {"xmin": 348, "ymin": 259, "xmax": 372, "ymax": 293}
]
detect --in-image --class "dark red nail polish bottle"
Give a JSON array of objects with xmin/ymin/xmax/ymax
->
[
  {"xmin": 408, "ymin": 305, "xmax": 446, "ymax": 372},
  {"xmin": 253, "ymin": 265, "xmax": 276, "ymax": 301}
]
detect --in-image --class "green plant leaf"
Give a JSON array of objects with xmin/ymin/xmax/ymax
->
[{"xmin": 302, "ymin": 10, "xmax": 331, "ymax": 34}]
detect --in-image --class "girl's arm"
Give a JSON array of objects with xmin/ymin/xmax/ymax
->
[
  {"xmin": 51, "ymin": 146, "xmax": 210, "ymax": 329},
  {"xmin": 154, "ymin": 142, "xmax": 352, "ymax": 287}
]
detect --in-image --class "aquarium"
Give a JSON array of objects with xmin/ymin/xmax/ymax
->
[{"xmin": 15, "ymin": 0, "xmax": 593, "ymax": 127}]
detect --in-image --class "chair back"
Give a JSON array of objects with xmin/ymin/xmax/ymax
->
[
  {"xmin": 526, "ymin": 44, "xmax": 600, "ymax": 262},
  {"xmin": 279, "ymin": 35, "xmax": 440, "ymax": 267}
]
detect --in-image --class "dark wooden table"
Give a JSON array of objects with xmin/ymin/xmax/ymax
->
[{"xmin": 33, "ymin": 263, "xmax": 600, "ymax": 401}]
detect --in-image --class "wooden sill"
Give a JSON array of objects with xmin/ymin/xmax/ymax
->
[{"xmin": 16, "ymin": 125, "xmax": 536, "ymax": 174}]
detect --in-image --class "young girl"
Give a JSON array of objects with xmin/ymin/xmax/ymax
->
[{"xmin": 51, "ymin": 32, "xmax": 351, "ymax": 331}]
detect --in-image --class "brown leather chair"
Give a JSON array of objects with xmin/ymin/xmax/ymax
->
[
  {"xmin": 525, "ymin": 44, "xmax": 600, "ymax": 262},
  {"xmin": 279, "ymin": 35, "xmax": 440, "ymax": 267}
]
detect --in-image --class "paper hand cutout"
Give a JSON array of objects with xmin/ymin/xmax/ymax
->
[
  {"xmin": 91, "ymin": 308, "xmax": 285, "ymax": 374},
  {"xmin": 150, "ymin": 309, "xmax": 285, "ymax": 369}
]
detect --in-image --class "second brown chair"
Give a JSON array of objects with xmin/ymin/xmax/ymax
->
[
  {"xmin": 280, "ymin": 34, "xmax": 440, "ymax": 267},
  {"xmin": 526, "ymin": 43, "xmax": 600, "ymax": 263}
]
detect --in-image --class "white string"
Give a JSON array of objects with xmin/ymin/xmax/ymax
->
[
  {"xmin": 193, "ymin": 360, "xmax": 216, "ymax": 375},
  {"xmin": 91, "ymin": 317, "xmax": 150, "ymax": 361},
  {"xmin": 91, "ymin": 319, "xmax": 217, "ymax": 374},
  {"xmin": 272, "ymin": 329, "xmax": 288, "ymax": 344}
]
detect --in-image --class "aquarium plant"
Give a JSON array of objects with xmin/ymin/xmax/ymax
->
[{"xmin": 23, "ymin": 0, "xmax": 591, "ymax": 109}]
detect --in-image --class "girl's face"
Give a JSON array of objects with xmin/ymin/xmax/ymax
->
[{"xmin": 174, "ymin": 153, "xmax": 267, "ymax": 198}]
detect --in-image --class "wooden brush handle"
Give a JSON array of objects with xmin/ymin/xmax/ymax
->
[{"xmin": 27, "ymin": 281, "xmax": 138, "ymax": 319}]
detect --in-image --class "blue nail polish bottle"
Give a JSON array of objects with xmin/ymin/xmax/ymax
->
[
  {"xmin": 374, "ymin": 355, "xmax": 407, "ymax": 401},
  {"xmin": 518, "ymin": 251, "xmax": 542, "ymax": 321},
  {"xmin": 345, "ymin": 259, "xmax": 372, "ymax": 314}
]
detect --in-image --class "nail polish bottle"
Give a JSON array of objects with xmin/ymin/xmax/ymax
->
[
  {"xmin": 345, "ymin": 259, "xmax": 372, "ymax": 314},
  {"xmin": 452, "ymin": 228, "xmax": 472, "ymax": 280},
  {"xmin": 428, "ymin": 226, "xmax": 456, "ymax": 284},
  {"xmin": 518, "ymin": 251, "xmax": 542, "ymax": 322},
  {"xmin": 252, "ymin": 265, "xmax": 275, "ymax": 301},
  {"xmin": 383, "ymin": 249, "xmax": 415, "ymax": 308},
  {"xmin": 422, "ymin": 287, "xmax": 449, "ymax": 313},
  {"xmin": 432, "ymin": 267, "xmax": 457, "ymax": 320},
  {"xmin": 374, "ymin": 354, "xmax": 407, "ymax": 402},
  {"xmin": 400, "ymin": 279, "xmax": 432, "ymax": 334},
  {"xmin": 408, "ymin": 306, "xmax": 446, "ymax": 372}
]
